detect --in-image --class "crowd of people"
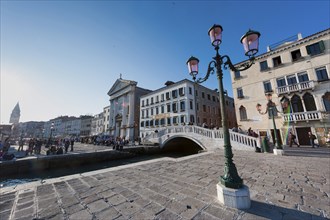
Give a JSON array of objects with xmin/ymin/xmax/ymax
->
[
  {"xmin": 0, "ymin": 137, "xmax": 76, "ymax": 160},
  {"xmin": 0, "ymin": 137, "xmax": 15, "ymax": 161},
  {"xmin": 0, "ymin": 134, "xmax": 136, "ymax": 161}
]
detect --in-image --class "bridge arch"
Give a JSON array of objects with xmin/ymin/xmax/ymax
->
[{"xmin": 161, "ymin": 135, "xmax": 206, "ymax": 153}]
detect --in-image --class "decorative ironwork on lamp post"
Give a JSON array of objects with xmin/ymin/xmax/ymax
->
[
  {"xmin": 186, "ymin": 24, "xmax": 260, "ymax": 189},
  {"xmin": 256, "ymin": 94, "xmax": 283, "ymax": 149}
]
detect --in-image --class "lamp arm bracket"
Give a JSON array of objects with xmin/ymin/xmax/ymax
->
[
  {"xmin": 222, "ymin": 55, "xmax": 255, "ymax": 72},
  {"xmin": 195, "ymin": 61, "xmax": 216, "ymax": 84},
  {"xmin": 258, "ymin": 109, "xmax": 268, "ymax": 115}
]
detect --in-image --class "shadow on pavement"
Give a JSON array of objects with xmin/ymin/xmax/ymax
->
[{"xmin": 245, "ymin": 200, "xmax": 327, "ymax": 220}]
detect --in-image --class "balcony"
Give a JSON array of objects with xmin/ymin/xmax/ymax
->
[
  {"xmin": 276, "ymin": 81, "xmax": 315, "ymax": 95},
  {"xmin": 283, "ymin": 111, "xmax": 329, "ymax": 123}
]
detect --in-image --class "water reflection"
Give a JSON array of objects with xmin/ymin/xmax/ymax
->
[{"xmin": 1, "ymin": 178, "xmax": 41, "ymax": 188}]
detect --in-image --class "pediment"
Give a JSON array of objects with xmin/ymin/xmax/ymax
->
[{"xmin": 107, "ymin": 78, "xmax": 137, "ymax": 96}]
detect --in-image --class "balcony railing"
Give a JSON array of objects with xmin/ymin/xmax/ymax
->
[
  {"xmin": 283, "ymin": 111, "xmax": 329, "ymax": 122},
  {"xmin": 276, "ymin": 81, "xmax": 315, "ymax": 95}
]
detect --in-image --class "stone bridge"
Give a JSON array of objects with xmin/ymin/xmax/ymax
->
[{"xmin": 142, "ymin": 125, "xmax": 260, "ymax": 152}]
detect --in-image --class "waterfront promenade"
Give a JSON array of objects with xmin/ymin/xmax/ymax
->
[{"xmin": 1, "ymin": 145, "xmax": 330, "ymax": 219}]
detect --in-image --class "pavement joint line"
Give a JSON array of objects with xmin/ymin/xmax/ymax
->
[{"xmin": 8, "ymin": 191, "xmax": 18, "ymax": 219}]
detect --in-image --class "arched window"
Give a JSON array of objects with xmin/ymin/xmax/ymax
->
[
  {"xmin": 323, "ymin": 92, "xmax": 330, "ymax": 111},
  {"xmin": 239, "ymin": 106, "xmax": 247, "ymax": 121},
  {"xmin": 303, "ymin": 93, "xmax": 317, "ymax": 111},
  {"xmin": 291, "ymin": 95, "xmax": 304, "ymax": 112}
]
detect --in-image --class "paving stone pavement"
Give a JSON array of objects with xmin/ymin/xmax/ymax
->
[{"xmin": 1, "ymin": 149, "xmax": 330, "ymax": 220}]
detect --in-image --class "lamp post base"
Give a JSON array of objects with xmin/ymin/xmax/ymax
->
[
  {"xmin": 216, "ymin": 183, "xmax": 251, "ymax": 209},
  {"xmin": 273, "ymin": 149, "xmax": 284, "ymax": 156}
]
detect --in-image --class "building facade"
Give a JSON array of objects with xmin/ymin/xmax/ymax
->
[
  {"xmin": 231, "ymin": 28, "xmax": 330, "ymax": 146},
  {"xmin": 107, "ymin": 78, "xmax": 151, "ymax": 141},
  {"xmin": 103, "ymin": 106, "xmax": 110, "ymax": 135},
  {"xmin": 18, "ymin": 121, "xmax": 45, "ymax": 139},
  {"xmin": 80, "ymin": 115, "xmax": 93, "ymax": 137},
  {"xmin": 139, "ymin": 79, "xmax": 237, "ymax": 138},
  {"xmin": 62, "ymin": 117, "xmax": 81, "ymax": 138},
  {"xmin": 91, "ymin": 112, "xmax": 104, "ymax": 136}
]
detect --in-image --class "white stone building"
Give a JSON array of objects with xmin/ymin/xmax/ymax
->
[
  {"xmin": 103, "ymin": 106, "xmax": 110, "ymax": 135},
  {"xmin": 139, "ymin": 79, "xmax": 237, "ymax": 138},
  {"xmin": 231, "ymin": 28, "xmax": 330, "ymax": 146},
  {"xmin": 80, "ymin": 115, "xmax": 93, "ymax": 137},
  {"xmin": 91, "ymin": 112, "xmax": 104, "ymax": 136},
  {"xmin": 107, "ymin": 78, "xmax": 151, "ymax": 140},
  {"xmin": 62, "ymin": 117, "xmax": 81, "ymax": 138}
]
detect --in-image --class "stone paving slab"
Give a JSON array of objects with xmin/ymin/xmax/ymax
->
[{"xmin": 1, "ymin": 149, "xmax": 330, "ymax": 219}]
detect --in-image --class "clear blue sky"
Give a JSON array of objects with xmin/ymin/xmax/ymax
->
[{"xmin": 1, "ymin": 1, "xmax": 329, "ymax": 123}]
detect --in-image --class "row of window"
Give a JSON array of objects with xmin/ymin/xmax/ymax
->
[
  {"xmin": 259, "ymin": 41, "xmax": 325, "ymax": 71},
  {"xmin": 141, "ymin": 87, "xmax": 221, "ymax": 107},
  {"xmin": 142, "ymin": 100, "xmax": 193, "ymax": 118},
  {"xmin": 142, "ymin": 87, "xmax": 188, "ymax": 106},
  {"xmin": 141, "ymin": 100, "xmax": 221, "ymax": 118},
  {"xmin": 234, "ymin": 41, "xmax": 326, "ymax": 79},
  {"xmin": 237, "ymin": 66, "xmax": 329, "ymax": 98},
  {"xmin": 141, "ymin": 115, "xmax": 193, "ymax": 127}
]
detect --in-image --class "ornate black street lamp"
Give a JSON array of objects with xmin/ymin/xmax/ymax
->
[
  {"xmin": 256, "ymin": 94, "xmax": 282, "ymax": 149},
  {"xmin": 186, "ymin": 24, "xmax": 260, "ymax": 189}
]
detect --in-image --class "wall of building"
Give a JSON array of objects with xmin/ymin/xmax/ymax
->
[
  {"xmin": 231, "ymin": 29, "xmax": 330, "ymax": 146},
  {"xmin": 139, "ymin": 79, "xmax": 237, "ymax": 138}
]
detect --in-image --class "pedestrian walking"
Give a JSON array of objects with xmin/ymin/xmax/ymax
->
[
  {"xmin": 64, "ymin": 139, "xmax": 70, "ymax": 153},
  {"xmin": 70, "ymin": 139, "xmax": 74, "ymax": 152},
  {"xmin": 28, "ymin": 138, "xmax": 35, "ymax": 155},
  {"xmin": 288, "ymin": 132, "xmax": 300, "ymax": 147},
  {"xmin": 18, "ymin": 139, "xmax": 24, "ymax": 151},
  {"xmin": 308, "ymin": 132, "xmax": 319, "ymax": 148},
  {"xmin": 34, "ymin": 139, "xmax": 42, "ymax": 155}
]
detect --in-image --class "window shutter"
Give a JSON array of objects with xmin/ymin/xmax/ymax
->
[
  {"xmin": 319, "ymin": 40, "xmax": 325, "ymax": 52},
  {"xmin": 306, "ymin": 45, "xmax": 311, "ymax": 55}
]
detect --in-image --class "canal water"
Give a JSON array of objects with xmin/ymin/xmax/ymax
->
[{"xmin": 0, "ymin": 152, "xmax": 193, "ymax": 188}]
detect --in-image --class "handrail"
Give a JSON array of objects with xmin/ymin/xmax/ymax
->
[
  {"xmin": 144, "ymin": 125, "xmax": 260, "ymax": 149},
  {"xmin": 283, "ymin": 111, "xmax": 323, "ymax": 122}
]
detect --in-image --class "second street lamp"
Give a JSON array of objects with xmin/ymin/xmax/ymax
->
[
  {"xmin": 49, "ymin": 122, "xmax": 54, "ymax": 147},
  {"xmin": 256, "ymin": 94, "xmax": 283, "ymax": 152},
  {"xmin": 186, "ymin": 24, "xmax": 260, "ymax": 209}
]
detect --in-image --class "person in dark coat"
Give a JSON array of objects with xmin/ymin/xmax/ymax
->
[
  {"xmin": 70, "ymin": 139, "xmax": 74, "ymax": 152},
  {"xmin": 308, "ymin": 132, "xmax": 319, "ymax": 148},
  {"xmin": 288, "ymin": 132, "xmax": 300, "ymax": 147},
  {"xmin": 64, "ymin": 139, "xmax": 70, "ymax": 153}
]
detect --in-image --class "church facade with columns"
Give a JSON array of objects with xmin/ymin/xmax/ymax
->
[{"xmin": 107, "ymin": 77, "xmax": 151, "ymax": 141}]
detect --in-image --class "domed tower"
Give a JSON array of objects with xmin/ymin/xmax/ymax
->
[{"xmin": 9, "ymin": 102, "xmax": 20, "ymax": 124}]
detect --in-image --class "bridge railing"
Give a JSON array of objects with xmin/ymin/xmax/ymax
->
[
  {"xmin": 146, "ymin": 125, "xmax": 260, "ymax": 149},
  {"xmin": 229, "ymin": 132, "xmax": 260, "ymax": 148}
]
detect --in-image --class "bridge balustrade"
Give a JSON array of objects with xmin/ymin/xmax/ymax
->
[{"xmin": 143, "ymin": 125, "xmax": 260, "ymax": 150}]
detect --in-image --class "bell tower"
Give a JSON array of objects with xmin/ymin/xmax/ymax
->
[{"xmin": 9, "ymin": 102, "xmax": 20, "ymax": 124}]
